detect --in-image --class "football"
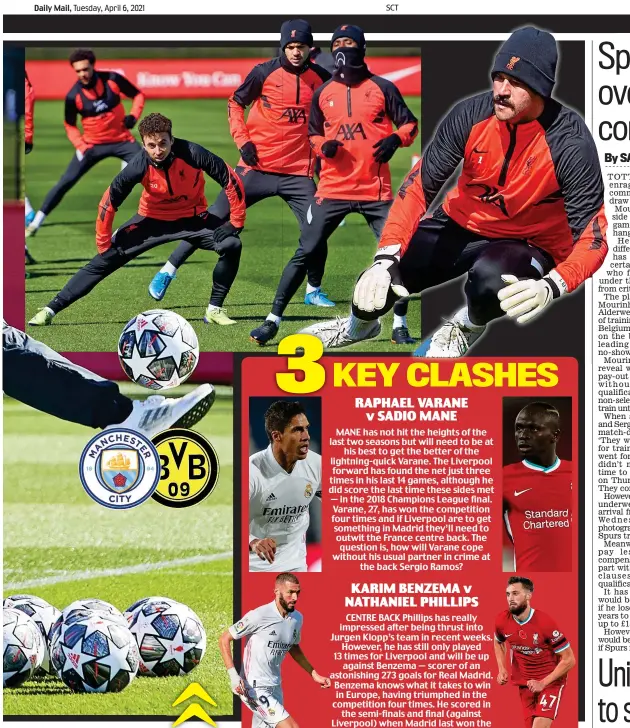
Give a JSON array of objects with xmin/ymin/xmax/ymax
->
[
  {"xmin": 51, "ymin": 613, "xmax": 139, "ymax": 693},
  {"xmin": 3, "ymin": 607, "xmax": 45, "ymax": 688},
  {"xmin": 118, "ymin": 309, "xmax": 199, "ymax": 390},
  {"xmin": 123, "ymin": 596, "xmax": 181, "ymax": 623},
  {"xmin": 128, "ymin": 601, "xmax": 206, "ymax": 676},
  {"xmin": 3, "ymin": 595, "xmax": 60, "ymax": 675},
  {"xmin": 49, "ymin": 599, "xmax": 126, "ymax": 648}
]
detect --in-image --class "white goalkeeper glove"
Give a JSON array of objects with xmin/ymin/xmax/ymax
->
[
  {"xmin": 228, "ymin": 667, "xmax": 244, "ymax": 695},
  {"xmin": 353, "ymin": 245, "xmax": 410, "ymax": 315},
  {"xmin": 497, "ymin": 271, "xmax": 567, "ymax": 324}
]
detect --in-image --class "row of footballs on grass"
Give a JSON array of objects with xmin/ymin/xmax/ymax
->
[{"xmin": 3, "ymin": 594, "xmax": 206, "ymax": 693}]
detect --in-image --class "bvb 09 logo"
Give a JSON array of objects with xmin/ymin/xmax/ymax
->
[{"xmin": 79, "ymin": 428, "xmax": 161, "ymax": 509}]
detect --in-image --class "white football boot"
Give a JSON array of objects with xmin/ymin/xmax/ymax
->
[
  {"xmin": 299, "ymin": 316, "xmax": 381, "ymax": 349},
  {"xmin": 109, "ymin": 383, "xmax": 215, "ymax": 440},
  {"xmin": 414, "ymin": 308, "xmax": 486, "ymax": 358}
]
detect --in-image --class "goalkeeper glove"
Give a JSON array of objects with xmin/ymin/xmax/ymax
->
[
  {"xmin": 123, "ymin": 115, "xmax": 137, "ymax": 129},
  {"xmin": 372, "ymin": 134, "xmax": 402, "ymax": 164},
  {"xmin": 497, "ymin": 272, "xmax": 566, "ymax": 324},
  {"xmin": 25, "ymin": 141, "xmax": 33, "ymax": 154},
  {"xmin": 239, "ymin": 142, "xmax": 259, "ymax": 167},
  {"xmin": 321, "ymin": 140, "xmax": 344, "ymax": 159},
  {"xmin": 353, "ymin": 245, "xmax": 410, "ymax": 316}
]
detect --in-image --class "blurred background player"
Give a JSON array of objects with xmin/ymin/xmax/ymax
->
[
  {"xmin": 28, "ymin": 113, "xmax": 245, "ymax": 326},
  {"xmin": 219, "ymin": 573, "xmax": 331, "ymax": 728},
  {"xmin": 503, "ymin": 402, "xmax": 572, "ymax": 572},
  {"xmin": 249, "ymin": 401, "xmax": 322, "ymax": 572},
  {"xmin": 495, "ymin": 576, "xmax": 575, "ymax": 728},
  {"xmin": 25, "ymin": 48, "xmax": 145, "ymax": 238},
  {"xmin": 3, "ymin": 322, "xmax": 215, "ymax": 438},
  {"xmin": 250, "ymin": 24, "xmax": 418, "ymax": 347},
  {"xmin": 148, "ymin": 20, "xmax": 333, "ymax": 324},
  {"xmin": 24, "ymin": 71, "xmax": 36, "ymax": 266},
  {"xmin": 307, "ymin": 27, "xmax": 608, "ymax": 355}
]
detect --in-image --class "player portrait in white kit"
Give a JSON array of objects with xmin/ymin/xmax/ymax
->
[
  {"xmin": 219, "ymin": 573, "xmax": 331, "ymax": 728},
  {"xmin": 249, "ymin": 400, "xmax": 322, "ymax": 572}
]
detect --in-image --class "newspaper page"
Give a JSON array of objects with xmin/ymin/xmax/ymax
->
[{"xmin": 1, "ymin": 8, "xmax": 628, "ymax": 728}]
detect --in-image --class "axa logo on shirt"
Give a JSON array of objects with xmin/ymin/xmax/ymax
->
[
  {"xmin": 280, "ymin": 107, "xmax": 307, "ymax": 124},
  {"xmin": 336, "ymin": 122, "xmax": 367, "ymax": 141},
  {"xmin": 93, "ymin": 99, "xmax": 110, "ymax": 113}
]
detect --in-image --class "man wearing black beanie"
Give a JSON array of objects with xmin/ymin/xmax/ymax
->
[
  {"xmin": 304, "ymin": 26, "xmax": 608, "ymax": 356},
  {"xmin": 252, "ymin": 23, "xmax": 420, "ymax": 347},
  {"xmin": 147, "ymin": 20, "xmax": 333, "ymax": 322}
]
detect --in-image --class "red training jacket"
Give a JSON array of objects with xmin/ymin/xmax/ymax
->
[
  {"xmin": 381, "ymin": 92, "xmax": 608, "ymax": 293},
  {"xmin": 96, "ymin": 138, "xmax": 245, "ymax": 253}
]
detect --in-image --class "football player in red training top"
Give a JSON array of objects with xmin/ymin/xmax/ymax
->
[
  {"xmin": 28, "ymin": 113, "xmax": 245, "ymax": 326},
  {"xmin": 495, "ymin": 577, "xmax": 575, "ymax": 728},
  {"xmin": 24, "ymin": 71, "xmax": 36, "ymax": 266},
  {"xmin": 26, "ymin": 48, "xmax": 145, "ymax": 238},
  {"xmin": 253, "ymin": 24, "xmax": 419, "ymax": 347},
  {"xmin": 304, "ymin": 26, "xmax": 608, "ymax": 355},
  {"xmin": 147, "ymin": 19, "xmax": 332, "ymax": 325},
  {"xmin": 503, "ymin": 403, "xmax": 573, "ymax": 572}
]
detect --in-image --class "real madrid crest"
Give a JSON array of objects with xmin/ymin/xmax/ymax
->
[{"xmin": 304, "ymin": 483, "xmax": 313, "ymax": 498}]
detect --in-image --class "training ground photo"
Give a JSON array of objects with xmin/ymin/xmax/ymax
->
[{"xmin": 20, "ymin": 45, "xmax": 422, "ymax": 353}]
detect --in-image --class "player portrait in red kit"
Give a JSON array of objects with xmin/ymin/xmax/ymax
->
[
  {"xmin": 502, "ymin": 399, "xmax": 573, "ymax": 572},
  {"xmin": 494, "ymin": 577, "xmax": 575, "ymax": 728}
]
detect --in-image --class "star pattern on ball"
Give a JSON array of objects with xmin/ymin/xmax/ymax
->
[
  {"xmin": 123, "ymin": 342, "xmax": 157, "ymax": 382},
  {"xmin": 163, "ymin": 325, "xmax": 196, "ymax": 373},
  {"xmin": 150, "ymin": 623, "xmax": 196, "ymax": 670}
]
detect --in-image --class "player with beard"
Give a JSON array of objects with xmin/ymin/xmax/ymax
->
[
  {"xmin": 303, "ymin": 27, "xmax": 608, "ymax": 355},
  {"xmin": 28, "ymin": 113, "xmax": 245, "ymax": 326},
  {"xmin": 26, "ymin": 48, "xmax": 144, "ymax": 238},
  {"xmin": 249, "ymin": 401, "xmax": 322, "ymax": 572},
  {"xmin": 251, "ymin": 24, "xmax": 419, "ymax": 347},
  {"xmin": 503, "ymin": 403, "xmax": 573, "ymax": 572},
  {"xmin": 148, "ymin": 20, "xmax": 333, "ymax": 325},
  {"xmin": 495, "ymin": 577, "xmax": 575, "ymax": 728},
  {"xmin": 219, "ymin": 573, "xmax": 331, "ymax": 728}
]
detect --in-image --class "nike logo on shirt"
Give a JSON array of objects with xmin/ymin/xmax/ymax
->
[{"xmin": 514, "ymin": 489, "xmax": 533, "ymax": 497}]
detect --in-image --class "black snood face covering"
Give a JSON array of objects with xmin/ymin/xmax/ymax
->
[{"xmin": 332, "ymin": 47, "xmax": 369, "ymax": 86}]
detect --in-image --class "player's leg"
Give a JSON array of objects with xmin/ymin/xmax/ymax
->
[
  {"xmin": 170, "ymin": 212, "xmax": 244, "ymax": 326},
  {"xmin": 3, "ymin": 323, "xmax": 216, "ymax": 435},
  {"xmin": 148, "ymin": 167, "xmax": 276, "ymax": 301},
  {"xmin": 27, "ymin": 215, "xmax": 152, "ymax": 324},
  {"xmin": 250, "ymin": 198, "xmax": 348, "ymax": 346},
  {"xmin": 240, "ymin": 685, "xmax": 295, "ymax": 728},
  {"xmin": 113, "ymin": 139, "xmax": 143, "ymax": 170},
  {"xmin": 279, "ymin": 176, "xmax": 335, "ymax": 308},
  {"xmin": 299, "ymin": 207, "xmax": 475, "ymax": 348},
  {"xmin": 361, "ymin": 200, "xmax": 416, "ymax": 345},
  {"xmin": 416, "ymin": 238, "xmax": 554, "ymax": 357},
  {"xmin": 26, "ymin": 146, "xmax": 102, "ymax": 236}
]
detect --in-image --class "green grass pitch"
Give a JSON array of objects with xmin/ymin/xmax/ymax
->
[
  {"xmin": 24, "ymin": 96, "xmax": 422, "ymax": 353},
  {"xmin": 3, "ymin": 385, "xmax": 235, "ymax": 717}
]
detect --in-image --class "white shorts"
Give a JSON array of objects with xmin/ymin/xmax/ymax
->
[{"xmin": 240, "ymin": 684, "xmax": 289, "ymax": 727}]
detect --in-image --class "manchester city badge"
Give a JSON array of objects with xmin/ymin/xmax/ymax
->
[{"xmin": 79, "ymin": 428, "xmax": 161, "ymax": 509}]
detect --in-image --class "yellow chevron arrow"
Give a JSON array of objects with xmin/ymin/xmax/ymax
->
[
  {"xmin": 172, "ymin": 703, "xmax": 216, "ymax": 727},
  {"xmin": 172, "ymin": 682, "xmax": 217, "ymax": 708}
]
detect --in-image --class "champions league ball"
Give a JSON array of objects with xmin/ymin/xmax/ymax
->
[
  {"xmin": 3, "ymin": 607, "xmax": 45, "ymax": 687},
  {"xmin": 123, "ymin": 596, "xmax": 181, "ymax": 623},
  {"xmin": 50, "ymin": 613, "xmax": 139, "ymax": 693},
  {"xmin": 49, "ymin": 599, "xmax": 126, "ymax": 649},
  {"xmin": 3, "ymin": 595, "xmax": 60, "ymax": 675},
  {"xmin": 118, "ymin": 309, "xmax": 199, "ymax": 390},
  {"xmin": 128, "ymin": 601, "xmax": 206, "ymax": 676}
]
